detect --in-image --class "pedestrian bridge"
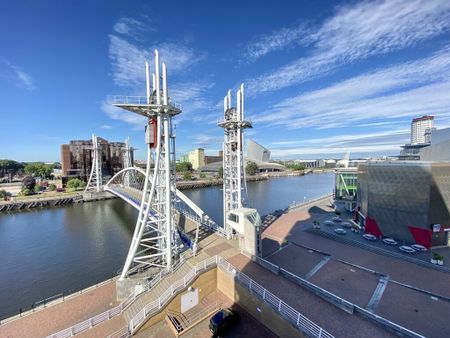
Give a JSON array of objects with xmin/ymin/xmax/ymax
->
[{"xmin": 104, "ymin": 167, "xmax": 226, "ymax": 237}]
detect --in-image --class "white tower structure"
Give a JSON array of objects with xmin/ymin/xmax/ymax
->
[
  {"xmin": 122, "ymin": 137, "xmax": 133, "ymax": 169},
  {"xmin": 114, "ymin": 50, "xmax": 181, "ymax": 279},
  {"xmin": 84, "ymin": 134, "xmax": 102, "ymax": 193},
  {"xmin": 218, "ymin": 84, "xmax": 252, "ymax": 236}
]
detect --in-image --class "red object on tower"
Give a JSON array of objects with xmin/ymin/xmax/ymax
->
[{"xmin": 147, "ymin": 118, "xmax": 157, "ymax": 148}]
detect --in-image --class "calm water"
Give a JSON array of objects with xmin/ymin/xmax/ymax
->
[{"xmin": 0, "ymin": 173, "xmax": 333, "ymax": 319}]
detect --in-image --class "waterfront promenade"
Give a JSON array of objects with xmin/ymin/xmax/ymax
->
[{"xmin": 262, "ymin": 196, "xmax": 450, "ymax": 337}]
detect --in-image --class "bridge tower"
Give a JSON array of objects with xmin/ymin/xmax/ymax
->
[
  {"xmin": 218, "ymin": 84, "xmax": 252, "ymax": 237},
  {"xmin": 114, "ymin": 50, "xmax": 181, "ymax": 279},
  {"xmin": 84, "ymin": 134, "xmax": 102, "ymax": 193},
  {"xmin": 122, "ymin": 137, "xmax": 133, "ymax": 169}
]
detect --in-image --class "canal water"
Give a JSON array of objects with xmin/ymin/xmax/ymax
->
[{"xmin": 0, "ymin": 173, "xmax": 333, "ymax": 319}]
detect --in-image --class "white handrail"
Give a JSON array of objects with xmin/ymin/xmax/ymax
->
[{"xmin": 49, "ymin": 255, "xmax": 332, "ymax": 338}]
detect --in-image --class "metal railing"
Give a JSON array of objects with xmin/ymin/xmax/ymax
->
[
  {"xmin": 0, "ymin": 274, "xmax": 118, "ymax": 325},
  {"xmin": 129, "ymin": 255, "xmax": 218, "ymax": 332},
  {"xmin": 289, "ymin": 193, "xmax": 333, "ymax": 210},
  {"xmin": 47, "ymin": 253, "xmax": 189, "ymax": 338},
  {"xmin": 113, "ymin": 95, "xmax": 181, "ymax": 109},
  {"xmin": 48, "ymin": 255, "xmax": 333, "ymax": 338},
  {"xmin": 218, "ymin": 258, "xmax": 334, "ymax": 338}
]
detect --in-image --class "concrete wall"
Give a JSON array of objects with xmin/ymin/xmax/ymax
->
[{"xmin": 217, "ymin": 269, "xmax": 304, "ymax": 338}]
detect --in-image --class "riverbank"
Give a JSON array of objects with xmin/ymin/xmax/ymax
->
[
  {"xmin": 0, "ymin": 192, "xmax": 117, "ymax": 212},
  {"xmin": 177, "ymin": 174, "xmax": 269, "ymax": 190}
]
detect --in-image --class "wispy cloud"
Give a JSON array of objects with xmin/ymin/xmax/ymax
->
[
  {"xmin": 106, "ymin": 17, "xmax": 209, "ymax": 127},
  {"xmin": 271, "ymin": 128, "xmax": 410, "ymax": 158},
  {"xmin": 100, "ymin": 124, "xmax": 113, "ymax": 129},
  {"xmin": 113, "ymin": 17, "xmax": 152, "ymax": 37},
  {"xmin": 252, "ymin": 46, "xmax": 450, "ymax": 130},
  {"xmin": 4, "ymin": 62, "xmax": 36, "ymax": 90},
  {"xmin": 108, "ymin": 35, "xmax": 200, "ymax": 88},
  {"xmin": 246, "ymin": 0, "xmax": 450, "ymax": 94},
  {"xmin": 100, "ymin": 101, "xmax": 146, "ymax": 129},
  {"xmin": 245, "ymin": 24, "xmax": 309, "ymax": 61}
]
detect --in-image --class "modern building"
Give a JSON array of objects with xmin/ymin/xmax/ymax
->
[
  {"xmin": 294, "ymin": 159, "xmax": 325, "ymax": 168},
  {"xmin": 178, "ymin": 154, "xmax": 189, "ymax": 163},
  {"xmin": 188, "ymin": 148, "xmax": 205, "ymax": 170},
  {"xmin": 246, "ymin": 139, "xmax": 284, "ymax": 173},
  {"xmin": 420, "ymin": 127, "xmax": 450, "ymax": 161},
  {"xmin": 61, "ymin": 137, "xmax": 133, "ymax": 182},
  {"xmin": 357, "ymin": 161, "xmax": 450, "ymax": 248},
  {"xmin": 334, "ymin": 167, "xmax": 358, "ymax": 212},
  {"xmin": 399, "ymin": 115, "xmax": 434, "ymax": 160},
  {"xmin": 411, "ymin": 115, "xmax": 434, "ymax": 145},
  {"xmin": 204, "ymin": 151, "xmax": 223, "ymax": 165}
]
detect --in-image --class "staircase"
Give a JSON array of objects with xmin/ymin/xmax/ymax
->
[{"xmin": 123, "ymin": 262, "xmax": 194, "ymax": 322}]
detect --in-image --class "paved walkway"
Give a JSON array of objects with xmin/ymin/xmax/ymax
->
[
  {"xmin": 0, "ymin": 281, "xmax": 119, "ymax": 338},
  {"xmin": 261, "ymin": 196, "xmax": 450, "ymax": 337},
  {"xmin": 228, "ymin": 254, "xmax": 396, "ymax": 338}
]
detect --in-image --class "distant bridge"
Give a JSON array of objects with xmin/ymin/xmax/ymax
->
[{"xmin": 104, "ymin": 167, "xmax": 226, "ymax": 238}]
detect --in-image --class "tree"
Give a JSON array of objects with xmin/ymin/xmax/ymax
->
[
  {"xmin": 284, "ymin": 162, "xmax": 306, "ymax": 171},
  {"xmin": 0, "ymin": 190, "xmax": 12, "ymax": 200},
  {"xmin": 182, "ymin": 171, "xmax": 193, "ymax": 181},
  {"xmin": 24, "ymin": 162, "xmax": 54, "ymax": 178},
  {"xmin": 245, "ymin": 161, "xmax": 259, "ymax": 176},
  {"xmin": 22, "ymin": 176, "xmax": 36, "ymax": 190},
  {"xmin": 48, "ymin": 183, "xmax": 57, "ymax": 191},
  {"xmin": 66, "ymin": 178, "xmax": 86, "ymax": 190},
  {"xmin": 0, "ymin": 159, "xmax": 25, "ymax": 177},
  {"xmin": 218, "ymin": 166, "xmax": 223, "ymax": 179},
  {"xmin": 176, "ymin": 162, "xmax": 193, "ymax": 172}
]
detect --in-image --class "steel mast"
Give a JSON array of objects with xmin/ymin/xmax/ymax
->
[
  {"xmin": 114, "ymin": 50, "xmax": 181, "ymax": 279},
  {"xmin": 218, "ymin": 84, "xmax": 252, "ymax": 237},
  {"xmin": 84, "ymin": 134, "xmax": 102, "ymax": 193}
]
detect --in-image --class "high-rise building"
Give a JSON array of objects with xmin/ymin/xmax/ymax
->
[
  {"xmin": 188, "ymin": 148, "xmax": 205, "ymax": 169},
  {"xmin": 411, "ymin": 115, "xmax": 434, "ymax": 145},
  {"xmin": 60, "ymin": 137, "xmax": 133, "ymax": 182}
]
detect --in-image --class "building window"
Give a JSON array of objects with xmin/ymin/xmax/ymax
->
[{"xmin": 228, "ymin": 213, "xmax": 239, "ymax": 223}]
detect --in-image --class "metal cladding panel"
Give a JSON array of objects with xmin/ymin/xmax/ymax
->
[
  {"xmin": 429, "ymin": 164, "xmax": 450, "ymax": 226},
  {"xmin": 359, "ymin": 163, "xmax": 431, "ymax": 241}
]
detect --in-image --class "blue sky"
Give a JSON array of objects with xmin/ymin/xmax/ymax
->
[{"xmin": 2, "ymin": 0, "xmax": 450, "ymax": 162}]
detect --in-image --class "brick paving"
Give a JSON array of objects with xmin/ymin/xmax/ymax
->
[
  {"xmin": 263, "ymin": 198, "xmax": 450, "ymax": 299},
  {"xmin": 228, "ymin": 254, "xmax": 396, "ymax": 338},
  {"xmin": 377, "ymin": 283, "xmax": 450, "ymax": 337},
  {"xmin": 261, "ymin": 196, "xmax": 450, "ymax": 337},
  {"xmin": 0, "ymin": 280, "xmax": 119, "ymax": 338},
  {"xmin": 266, "ymin": 243, "xmax": 326, "ymax": 278},
  {"xmin": 309, "ymin": 260, "xmax": 380, "ymax": 308}
]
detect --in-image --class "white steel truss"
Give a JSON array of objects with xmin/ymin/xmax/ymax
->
[
  {"xmin": 84, "ymin": 134, "xmax": 102, "ymax": 193},
  {"xmin": 114, "ymin": 50, "xmax": 181, "ymax": 278},
  {"xmin": 218, "ymin": 84, "xmax": 252, "ymax": 236},
  {"xmin": 122, "ymin": 137, "xmax": 133, "ymax": 169}
]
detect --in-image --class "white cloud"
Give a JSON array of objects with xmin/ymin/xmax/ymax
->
[
  {"xmin": 100, "ymin": 124, "xmax": 113, "ymax": 129},
  {"xmin": 5, "ymin": 62, "xmax": 36, "ymax": 90},
  {"xmin": 245, "ymin": 24, "xmax": 310, "ymax": 61},
  {"xmin": 113, "ymin": 17, "xmax": 151, "ymax": 37},
  {"xmin": 246, "ymin": 0, "xmax": 450, "ymax": 94},
  {"xmin": 108, "ymin": 35, "xmax": 200, "ymax": 89},
  {"xmin": 251, "ymin": 46, "xmax": 450, "ymax": 130},
  {"xmin": 101, "ymin": 100, "xmax": 146, "ymax": 129}
]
